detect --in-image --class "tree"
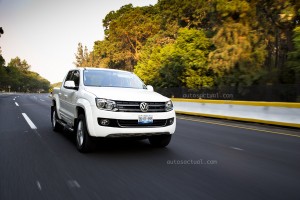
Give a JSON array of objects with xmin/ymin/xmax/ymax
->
[
  {"xmin": 88, "ymin": 0, "xmax": 300, "ymax": 91},
  {"xmin": 288, "ymin": 26, "xmax": 300, "ymax": 72},
  {"xmin": 0, "ymin": 47, "xmax": 5, "ymax": 67},
  {"xmin": 135, "ymin": 28, "xmax": 213, "ymax": 89},
  {"xmin": 74, "ymin": 43, "xmax": 84, "ymax": 67},
  {"xmin": 0, "ymin": 27, "xmax": 3, "ymax": 37},
  {"xmin": 134, "ymin": 42, "xmax": 174, "ymax": 87},
  {"xmin": 254, "ymin": 0, "xmax": 300, "ymax": 83},
  {"xmin": 92, "ymin": 5, "xmax": 162, "ymax": 71},
  {"xmin": 287, "ymin": 25, "xmax": 300, "ymax": 83},
  {"xmin": 7, "ymin": 57, "xmax": 31, "ymax": 71},
  {"xmin": 102, "ymin": 4, "xmax": 134, "ymax": 37},
  {"xmin": 157, "ymin": 0, "xmax": 212, "ymax": 29},
  {"xmin": 3, "ymin": 57, "xmax": 50, "ymax": 92},
  {"xmin": 207, "ymin": 0, "xmax": 268, "ymax": 87},
  {"xmin": 0, "ymin": 48, "xmax": 9, "ymax": 91},
  {"xmin": 92, "ymin": 40, "xmax": 112, "ymax": 68}
]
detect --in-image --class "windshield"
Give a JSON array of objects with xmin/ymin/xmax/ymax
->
[{"xmin": 83, "ymin": 69, "xmax": 146, "ymax": 89}]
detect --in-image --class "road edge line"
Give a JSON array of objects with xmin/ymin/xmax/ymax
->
[
  {"xmin": 175, "ymin": 111, "xmax": 300, "ymax": 128},
  {"xmin": 177, "ymin": 116, "xmax": 300, "ymax": 138}
]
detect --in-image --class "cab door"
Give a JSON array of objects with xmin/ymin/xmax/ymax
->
[
  {"xmin": 59, "ymin": 71, "xmax": 73, "ymax": 122},
  {"xmin": 64, "ymin": 70, "xmax": 80, "ymax": 126},
  {"xmin": 60, "ymin": 70, "xmax": 79, "ymax": 125}
]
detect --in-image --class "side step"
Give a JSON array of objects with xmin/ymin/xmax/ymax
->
[{"xmin": 56, "ymin": 119, "xmax": 74, "ymax": 132}]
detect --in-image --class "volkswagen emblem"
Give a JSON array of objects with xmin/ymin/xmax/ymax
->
[{"xmin": 140, "ymin": 102, "xmax": 149, "ymax": 112}]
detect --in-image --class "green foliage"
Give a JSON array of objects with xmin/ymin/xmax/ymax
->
[
  {"xmin": 209, "ymin": 22, "xmax": 267, "ymax": 86},
  {"xmin": 255, "ymin": 0, "xmax": 299, "ymax": 83},
  {"xmin": 214, "ymin": 0, "xmax": 251, "ymax": 20},
  {"xmin": 74, "ymin": 43, "xmax": 96, "ymax": 67},
  {"xmin": 0, "ymin": 52, "xmax": 5, "ymax": 67},
  {"xmin": 0, "ymin": 57, "xmax": 50, "ymax": 92},
  {"xmin": 287, "ymin": 26, "xmax": 300, "ymax": 72},
  {"xmin": 94, "ymin": 5, "xmax": 162, "ymax": 71},
  {"xmin": 102, "ymin": 4, "xmax": 134, "ymax": 37},
  {"xmin": 135, "ymin": 43, "xmax": 174, "ymax": 87},
  {"xmin": 157, "ymin": 0, "xmax": 211, "ymax": 28},
  {"xmin": 0, "ymin": 27, "xmax": 3, "ymax": 37},
  {"xmin": 8, "ymin": 57, "xmax": 31, "ymax": 71},
  {"xmin": 77, "ymin": 0, "xmax": 300, "ymax": 89},
  {"xmin": 135, "ymin": 28, "xmax": 213, "ymax": 88},
  {"xmin": 169, "ymin": 28, "xmax": 213, "ymax": 88}
]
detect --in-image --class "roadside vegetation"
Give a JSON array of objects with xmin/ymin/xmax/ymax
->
[
  {"xmin": 75, "ymin": 0, "xmax": 300, "ymax": 90},
  {"xmin": 0, "ymin": 53, "xmax": 50, "ymax": 93},
  {"xmin": 0, "ymin": 27, "xmax": 50, "ymax": 93}
]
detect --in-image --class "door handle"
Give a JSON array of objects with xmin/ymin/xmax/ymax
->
[{"xmin": 64, "ymin": 94, "xmax": 68, "ymax": 98}]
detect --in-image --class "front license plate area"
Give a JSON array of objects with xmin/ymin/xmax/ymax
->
[{"xmin": 138, "ymin": 115, "xmax": 153, "ymax": 124}]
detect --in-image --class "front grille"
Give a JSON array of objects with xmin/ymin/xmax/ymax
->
[
  {"xmin": 118, "ymin": 119, "xmax": 167, "ymax": 127},
  {"xmin": 116, "ymin": 101, "xmax": 166, "ymax": 112}
]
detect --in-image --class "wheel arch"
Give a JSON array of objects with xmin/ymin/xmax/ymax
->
[
  {"xmin": 52, "ymin": 95, "xmax": 61, "ymax": 119},
  {"xmin": 76, "ymin": 99, "xmax": 95, "ymax": 136}
]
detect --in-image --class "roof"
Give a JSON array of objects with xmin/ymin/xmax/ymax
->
[{"xmin": 72, "ymin": 67, "xmax": 132, "ymax": 73}]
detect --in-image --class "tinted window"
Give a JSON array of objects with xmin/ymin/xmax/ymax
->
[
  {"xmin": 64, "ymin": 70, "xmax": 80, "ymax": 88},
  {"xmin": 72, "ymin": 70, "xmax": 80, "ymax": 87},
  {"xmin": 65, "ymin": 71, "xmax": 73, "ymax": 82}
]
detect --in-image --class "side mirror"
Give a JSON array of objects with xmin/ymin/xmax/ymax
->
[
  {"xmin": 64, "ymin": 80, "xmax": 76, "ymax": 89},
  {"xmin": 146, "ymin": 85, "xmax": 154, "ymax": 92}
]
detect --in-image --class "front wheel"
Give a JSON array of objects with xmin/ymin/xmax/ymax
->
[
  {"xmin": 76, "ymin": 114, "xmax": 93, "ymax": 153},
  {"xmin": 51, "ymin": 106, "xmax": 63, "ymax": 132},
  {"xmin": 148, "ymin": 135, "xmax": 172, "ymax": 148}
]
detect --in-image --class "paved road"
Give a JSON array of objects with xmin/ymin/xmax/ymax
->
[{"xmin": 0, "ymin": 93, "xmax": 300, "ymax": 200}]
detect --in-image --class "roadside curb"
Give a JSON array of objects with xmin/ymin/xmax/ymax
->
[{"xmin": 175, "ymin": 110, "xmax": 300, "ymax": 129}]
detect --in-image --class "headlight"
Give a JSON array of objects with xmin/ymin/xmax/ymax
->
[
  {"xmin": 95, "ymin": 98, "xmax": 118, "ymax": 111},
  {"xmin": 165, "ymin": 100, "xmax": 173, "ymax": 111}
]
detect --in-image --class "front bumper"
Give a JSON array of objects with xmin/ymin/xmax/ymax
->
[{"xmin": 86, "ymin": 105, "xmax": 176, "ymax": 137}]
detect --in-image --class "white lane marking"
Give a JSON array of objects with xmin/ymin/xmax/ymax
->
[
  {"xmin": 230, "ymin": 146, "xmax": 244, "ymax": 151},
  {"xmin": 40, "ymin": 99, "xmax": 45, "ymax": 102},
  {"xmin": 22, "ymin": 113, "xmax": 37, "ymax": 129},
  {"xmin": 15, "ymin": 102, "xmax": 19, "ymax": 106},
  {"xmin": 36, "ymin": 181, "xmax": 42, "ymax": 191},
  {"xmin": 67, "ymin": 180, "xmax": 81, "ymax": 188}
]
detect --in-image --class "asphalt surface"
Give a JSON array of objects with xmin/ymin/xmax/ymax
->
[{"xmin": 0, "ymin": 93, "xmax": 300, "ymax": 200}]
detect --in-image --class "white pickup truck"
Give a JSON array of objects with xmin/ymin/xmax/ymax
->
[{"xmin": 51, "ymin": 68, "xmax": 176, "ymax": 152}]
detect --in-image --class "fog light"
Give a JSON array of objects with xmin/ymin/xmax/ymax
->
[
  {"xmin": 100, "ymin": 119, "xmax": 110, "ymax": 126},
  {"xmin": 169, "ymin": 118, "xmax": 174, "ymax": 125}
]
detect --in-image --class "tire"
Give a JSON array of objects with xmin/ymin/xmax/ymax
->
[
  {"xmin": 76, "ymin": 114, "xmax": 93, "ymax": 153},
  {"xmin": 51, "ymin": 106, "xmax": 63, "ymax": 132},
  {"xmin": 148, "ymin": 135, "xmax": 172, "ymax": 148}
]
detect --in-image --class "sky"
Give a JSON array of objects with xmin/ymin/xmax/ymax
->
[{"xmin": 0, "ymin": 0, "xmax": 158, "ymax": 83}]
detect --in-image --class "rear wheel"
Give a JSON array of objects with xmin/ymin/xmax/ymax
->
[
  {"xmin": 51, "ymin": 106, "xmax": 63, "ymax": 132},
  {"xmin": 76, "ymin": 114, "xmax": 93, "ymax": 153},
  {"xmin": 148, "ymin": 135, "xmax": 172, "ymax": 148}
]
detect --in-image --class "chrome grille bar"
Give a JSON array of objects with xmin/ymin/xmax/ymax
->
[{"xmin": 116, "ymin": 101, "xmax": 166, "ymax": 112}]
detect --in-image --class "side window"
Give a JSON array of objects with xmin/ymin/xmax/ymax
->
[
  {"xmin": 64, "ymin": 71, "xmax": 73, "ymax": 84},
  {"xmin": 64, "ymin": 70, "xmax": 79, "ymax": 89},
  {"xmin": 72, "ymin": 70, "xmax": 80, "ymax": 87}
]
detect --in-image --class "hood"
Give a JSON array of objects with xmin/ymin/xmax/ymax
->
[{"xmin": 84, "ymin": 86, "xmax": 169, "ymax": 102}]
